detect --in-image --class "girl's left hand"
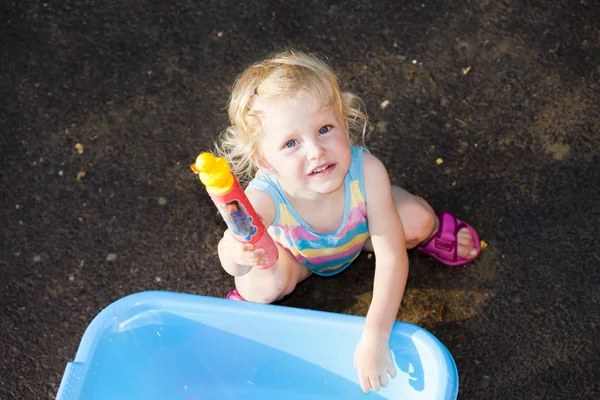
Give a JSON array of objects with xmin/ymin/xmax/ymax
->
[{"xmin": 353, "ymin": 329, "xmax": 397, "ymax": 393}]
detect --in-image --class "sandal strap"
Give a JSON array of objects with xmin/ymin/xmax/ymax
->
[
  {"xmin": 418, "ymin": 211, "xmax": 459, "ymax": 261},
  {"xmin": 438, "ymin": 212, "xmax": 457, "ymax": 244}
]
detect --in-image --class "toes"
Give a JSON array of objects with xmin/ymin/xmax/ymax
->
[
  {"xmin": 457, "ymin": 227, "xmax": 473, "ymax": 243},
  {"xmin": 456, "ymin": 227, "xmax": 476, "ymax": 258}
]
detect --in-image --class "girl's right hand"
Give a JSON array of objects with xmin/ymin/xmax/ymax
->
[{"xmin": 220, "ymin": 229, "xmax": 268, "ymax": 268}]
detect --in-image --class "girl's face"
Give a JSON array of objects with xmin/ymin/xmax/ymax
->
[{"xmin": 255, "ymin": 90, "xmax": 351, "ymax": 199}]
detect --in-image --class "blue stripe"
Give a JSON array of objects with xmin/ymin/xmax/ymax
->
[
  {"xmin": 307, "ymin": 254, "xmax": 361, "ymax": 276},
  {"xmin": 302, "ymin": 251, "xmax": 362, "ymax": 270},
  {"xmin": 280, "ymin": 222, "xmax": 369, "ymax": 251}
]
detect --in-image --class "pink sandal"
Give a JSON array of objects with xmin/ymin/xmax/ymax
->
[
  {"xmin": 415, "ymin": 211, "xmax": 481, "ymax": 267},
  {"xmin": 226, "ymin": 289, "xmax": 246, "ymax": 301}
]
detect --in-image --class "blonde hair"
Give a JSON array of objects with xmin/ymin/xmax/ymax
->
[{"xmin": 216, "ymin": 50, "xmax": 369, "ymax": 182}]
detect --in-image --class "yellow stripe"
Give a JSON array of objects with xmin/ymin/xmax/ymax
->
[
  {"xmin": 268, "ymin": 231, "xmax": 369, "ymax": 260},
  {"xmin": 277, "ymin": 204, "xmax": 300, "ymax": 227},
  {"xmin": 349, "ymin": 180, "xmax": 364, "ymax": 208},
  {"xmin": 299, "ymin": 232, "xmax": 370, "ymax": 258}
]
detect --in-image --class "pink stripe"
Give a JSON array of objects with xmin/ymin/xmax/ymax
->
[
  {"xmin": 285, "ymin": 204, "xmax": 366, "ymax": 242},
  {"xmin": 338, "ymin": 205, "xmax": 367, "ymax": 237},
  {"xmin": 295, "ymin": 241, "xmax": 365, "ymax": 265},
  {"xmin": 286, "ymin": 225, "xmax": 316, "ymax": 242},
  {"xmin": 358, "ymin": 201, "xmax": 366, "ymax": 217}
]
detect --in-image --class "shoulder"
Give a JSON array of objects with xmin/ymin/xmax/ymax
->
[
  {"xmin": 361, "ymin": 150, "xmax": 393, "ymax": 205},
  {"xmin": 362, "ymin": 150, "xmax": 389, "ymax": 182},
  {"xmin": 245, "ymin": 177, "xmax": 277, "ymax": 227}
]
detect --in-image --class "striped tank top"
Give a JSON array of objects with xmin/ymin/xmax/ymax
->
[{"xmin": 246, "ymin": 145, "xmax": 369, "ymax": 276}]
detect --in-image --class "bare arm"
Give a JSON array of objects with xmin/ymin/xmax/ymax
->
[
  {"xmin": 353, "ymin": 152, "xmax": 408, "ymax": 392},
  {"xmin": 362, "ymin": 152, "xmax": 409, "ymax": 334}
]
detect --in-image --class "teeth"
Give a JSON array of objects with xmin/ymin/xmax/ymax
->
[{"xmin": 312, "ymin": 165, "xmax": 331, "ymax": 174}]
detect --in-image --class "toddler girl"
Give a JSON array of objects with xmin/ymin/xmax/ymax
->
[{"xmin": 214, "ymin": 50, "xmax": 480, "ymax": 393}]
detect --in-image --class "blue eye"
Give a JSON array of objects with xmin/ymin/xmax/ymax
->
[
  {"xmin": 285, "ymin": 140, "xmax": 298, "ymax": 148},
  {"xmin": 318, "ymin": 126, "xmax": 331, "ymax": 135}
]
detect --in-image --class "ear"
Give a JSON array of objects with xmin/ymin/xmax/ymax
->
[{"xmin": 252, "ymin": 155, "xmax": 277, "ymax": 174}]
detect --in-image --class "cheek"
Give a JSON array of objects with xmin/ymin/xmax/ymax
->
[
  {"xmin": 258, "ymin": 144, "xmax": 280, "ymax": 171},
  {"xmin": 292, "ymin": 158, "xmax": 305, "ymax": 175}
]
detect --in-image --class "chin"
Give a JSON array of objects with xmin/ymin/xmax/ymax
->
[{"xmin": 313, "ymin": 178, "xmax": 345, "ymax": 194}]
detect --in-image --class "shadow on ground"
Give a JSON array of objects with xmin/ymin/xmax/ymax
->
[{"xmin": 1, "ymin": 0, "xmax": 599, "ymax": 398}]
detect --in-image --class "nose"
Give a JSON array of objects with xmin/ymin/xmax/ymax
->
[{"xmin": 305, "ymin": 140, "xmax": 325, "ymax": 160}]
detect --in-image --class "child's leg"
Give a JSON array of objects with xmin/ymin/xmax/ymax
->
[
  {"xmin": 234, "ymin": 243, "xmax": 312, "ymax": 303},
  {"xmin": 364, "ymin": 186, "xmax": 478, "ymax": 259},
  {"xmin": 388, "ymin": 186, "xmax": 437, "ymax": 249}
]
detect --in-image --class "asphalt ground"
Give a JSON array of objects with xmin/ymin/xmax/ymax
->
[{"xmin": 1, "ymin": 0, "xmax": 599, "ymax": 398}]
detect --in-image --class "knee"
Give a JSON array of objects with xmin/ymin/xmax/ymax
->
[
  {"xmin": 402, "ymin": 199, "xmax": 436, "ymax": 244},
  {"xmin": 236, "ymin": 268, "xmax": 292, "ymax": 304}
]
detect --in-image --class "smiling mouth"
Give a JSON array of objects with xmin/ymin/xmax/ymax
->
[{"xmin": 309, "ymin": 164, "xmax": 334, "ymax": 175}]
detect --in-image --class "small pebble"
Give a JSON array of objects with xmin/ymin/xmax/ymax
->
[
  {"xmin": 158, "ymin": 197, "xmax": 167, "ymax": 206},
  {"xmin": 155, "ymin": 276, "xmax": 162, "ymax": 282},
  {"xmin": 33, "ymin": 255, "xmax": 41, "ymax": 262},
  {"xmin": 106, "ymin": 253, "xmax": 118, "ymax": 262}
]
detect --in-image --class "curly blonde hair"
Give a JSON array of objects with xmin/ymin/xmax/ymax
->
[{"xmin": 216, "ymin": 50, "xmax": 369, "ymax": 182}]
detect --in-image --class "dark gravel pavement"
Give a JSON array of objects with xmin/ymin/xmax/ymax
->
[{"xmin": 1, "ymin": 0, "xmax": 599, "ymax": 398}]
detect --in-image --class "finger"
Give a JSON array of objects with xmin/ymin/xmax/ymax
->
[
  {"xmin": 359, "ymin": 374, "xmax": 371, "ymax": 393},
  {"xmin": 379, "ymin": 373, "xmax": 389, "ymax": 388},
  {"xmin": 224, "ymin": 230, "xmax": 252, "ymax": 250},
  {"xmin": 369, "ymin": 375, "xmax": 381, "ymax": 392},
  {"xmin": 223, "ymin": 229, "xmax": 234, "ymax": 240},
  {"xmin": 223, "ymin": 230, "xmax": 243, "ymax": 252},
  {"xmin": 388, "ymin": 364, "xmax": 398, "ymax": 379},
  {"xmin": 243, "ymin": 249, "xmax": 267, "ymax": 265}
]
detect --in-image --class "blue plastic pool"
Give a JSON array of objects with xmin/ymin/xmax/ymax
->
[{"xmin": 57, "ymin": 291, "xmax": 458, "ymax": 399}]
